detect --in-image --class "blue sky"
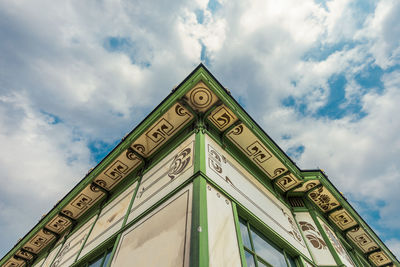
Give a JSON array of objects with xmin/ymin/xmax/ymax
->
[{"xmin": 0, "ymin": 0, "xmax": 400, "ymax": 261}]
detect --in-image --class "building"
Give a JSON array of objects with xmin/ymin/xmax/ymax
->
[{"xmin": 1, "ymin": 64, "xmax": 398, "ymax": 267}]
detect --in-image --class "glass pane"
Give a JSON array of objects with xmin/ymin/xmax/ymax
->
[
  {"xmin": 103, "ymin": 249, "xmax": 112, "ymax": 266},
  {"xmin": 239, "ymin": 219, "xmax": 252, "ymax": 249},
  {"xmin": 258, "ymin": 260, "xmax": 269, "ymax": 267},
  {"xmin": 88, "ymin": 255, "xmax": 103, "ymax": 267},
  {"xmin": 245, "ymin": 250, "xmax": 256, "ymax": 267},
  {"xmin": 250, "ymin": 228, "xmax": 287, "ymax": 267}
]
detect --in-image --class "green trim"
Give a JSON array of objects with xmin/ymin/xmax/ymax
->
[
  {"xmin": 292, "ymin": 212, "xmax": 316, "ymax": 265},
  {"xmin": 106, "ymin": 234, "xmax": 121, "ymax": 267},
  {"xmin": 189, "ymin": 175, "xmax": 209, "ymax": 267},
  {"xmin": 121, "ymin": 176, "xmax": 142, "ymax": 227},
  {"xmin": 194, "ymin": 122, "xmax": 206, "ymax": 174},
  {"xmin": 70, "ymin": 235, "xmax": 116, "ymax": 267},
  {"xmin": 74, "ymin": 211, "xmax": 100, "ymax": 262},
  {"xmin": 232, "ymin": 202, "xmax": 248, "ymax": 267},
  {"xmin": 307, "ymin": 204, "xmax": 344, "ymax": 266}
]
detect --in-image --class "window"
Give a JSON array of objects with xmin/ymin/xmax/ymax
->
[
  {"xmin": 85, "ymin": 248, "xmax": 112, "ymax": 267},
  {"xmin": 239, "ymin": 218, "xmax": 297, "ymax": 267}
]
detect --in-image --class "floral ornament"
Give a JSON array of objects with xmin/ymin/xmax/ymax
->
[
  {"xmin": 306, "ymin": 234, "xmax": 327, "ymax": 249},
  {"xmin": 168, "ymin": 148, "xmax": 192, "ymax": 179},
  {"xmin": 299, "ymin": 221, "xmax": 327, "ymax": 250},
  {"xmin": 309, "ymin": 187, "xmax": 338, "ymax": 211}
]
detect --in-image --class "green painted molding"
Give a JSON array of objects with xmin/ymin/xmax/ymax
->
[
  {"xmin": 189, "ymin": 175, "xmax": 209, "ymax": 267},
  {"xmin": 232, "ymin": 202, "xmax": 248, "ymax": 267}
]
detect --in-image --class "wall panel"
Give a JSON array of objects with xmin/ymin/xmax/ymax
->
[
  {"xmin": 205, "ymin": 135, "xmax": 311, "ymax": 259},
  {"xmin": 111, "ymin": 184, "xmax": 192, "ymax": 267}
]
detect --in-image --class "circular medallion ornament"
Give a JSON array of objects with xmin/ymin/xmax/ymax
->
[{"xmin": 190, "ymin": 88, "xmax": 212, "ymax": 109}]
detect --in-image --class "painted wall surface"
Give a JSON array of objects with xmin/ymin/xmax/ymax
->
[
  {"xmin": 78, "ymin": 181, "xmax": 138, "ymax": 260},
  {"xmin": 205, "ymin": 135, "xmax": 311, "ymax": 259},
  {"xmin": 317, "ymin": 217, "xmax": 355, "ymax": 267},
  {"xmin": 295, "ymin": 212, "xmax": 336, "ymax": 266},
  {"xmin": 51, "ymin": 215, "xmax": 97, "ymax": 267},
  {"xmin": 126, "ymin": 134, "xmax": 194, "ymax": 224},
  {"xmin": 206, "ymin": 184, "xmax": 241, "ymax": 267},
  {"xmin": 111, "ymin": 184, "xmax": 192, "ymax": 267}
]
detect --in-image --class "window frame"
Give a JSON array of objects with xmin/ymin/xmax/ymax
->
[{"xmin": 238, "ymin": 217, "xmax": 298, "ymax": 267}]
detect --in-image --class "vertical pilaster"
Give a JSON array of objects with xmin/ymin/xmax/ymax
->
[{"xmin": 190, "ymin": 118, "xmax": 209, "ymax": 267}]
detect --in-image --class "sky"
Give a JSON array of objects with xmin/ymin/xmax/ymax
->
[{"xmin": 0, "ymin": 0, "xmax": 399, "ymax": 261}]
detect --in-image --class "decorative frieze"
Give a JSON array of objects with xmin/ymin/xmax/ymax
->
[
  {"xmin": 346, "ymin": 226, "xmax": 379, "ymax": 253},
  {"xmin": 207, "ymin": 104, "xmax": 237, "ymax": 131},
  {"xmin": 61, "ymin": 184, "xmax": 105, "ymax": 220},
  {"xmin": 308, "ymin": 186, "xmax": 339, "ymax": 212},
  {"xmin": 226, "ymin": 123, "xmax": 288, "ymax": 180},
  {"xmin": 184, "ymin": 81, "xmax": 218, "ymax": 113},
  {"xmin": 94, "ymin": 148, "xmax": 142, "ymax": 190},
  {"xmin": 369, "ymin": 251, "xmax": 392, "ymax": 266},
  {"xmin": 275, "ymin": 173, "xmax": 301, "ymax": 191},
  {"xmin": 3, "ymin": 257, "xmax": 25, "ymax": 267},
  {"xmin": 329, "ymin": 209, "xmax": 357, "ymax": 230},
  {"xmin": 293, "ymin": 180, "xmax": 320, "ymax": 192},
  {"xmin": 22, "ymin": 229, "xmax": 56, "ymax": 254},
  {"xmin": 45, "ymin": 215, "xmax": 72, "ymax": 234},
  {"xmin": 131, "ymin": 103, "xmax": 193, "ymax": 158}
]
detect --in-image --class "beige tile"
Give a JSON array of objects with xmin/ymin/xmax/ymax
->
[
  {"xmin": 207, "ymin": 104, "xmax": 237, "ymax": 131},
  {"xmin": 3, "ymin": 257, "xmax": 25, "ymax": 267},
  {"xmin": 94, "ymin": 148, "xmax": 142, "ymax": 190},
  {"xmin": 22, "ymin": 229, "xmax": 56, "ymax": 254},
  {"xmin": 308, "ymin": 186, "xmax": 340, "ymax": 212},
  {"xmin": 293, "ymin": 180, "xmax": 320, "ymax": 192},
  {"xmin": 226, "ymin": 123, "xmax": 287, "ymax": 179},
  {"xmin": 329, "ymin": 209, "xmax": 357, "ymax": 230},
  {"xmin": 184, "ymin": 81, "xmax": 219, "ymax": 113},
  {"xmin": 61, "ymin": 184, "xmax": 105, "ymax": 220},
  {"xmin": 369, "ymin": 251, "xmax": 392, "ymax": 266},
  {"xmin": 346, "ymin": 226, "xmax": 379, "ymax": 253},
  {"xmin": 131, "ymin": 103, "xmax": 193, "ymax": 157},
  {"xmin": 275, "ymin": 173, "xmax": 301, "ymax": 191},
  {"xmin": 45, "ymin": 215, "xmax": 72, "ymax": 234}
]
